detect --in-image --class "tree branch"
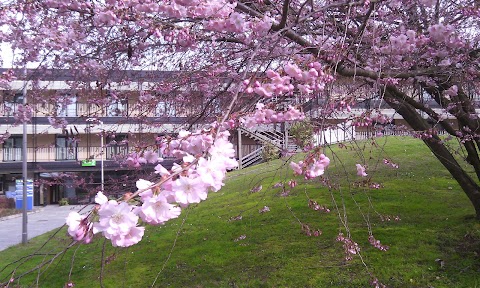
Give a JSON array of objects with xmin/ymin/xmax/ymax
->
[{"xmin": 272, "ymin": 0, "xmax": 290, "ymax": 31}]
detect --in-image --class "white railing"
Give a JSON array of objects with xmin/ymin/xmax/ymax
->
[
  {"xmin": 313, "ymin": 122, "xmax": 356, "ymax": 146},
  {"xmin": 1, "ymin": 146, "xmax": 110, "ymax": 162},
  {"xmin": 3, "ymin": 147, "xmax": 22, "ymax": 161},
  {"xmin": 241, "ymin": 147, "xmax": 264, "ymax": 168}
]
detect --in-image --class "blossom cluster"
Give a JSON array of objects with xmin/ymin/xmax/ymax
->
[
  {"xmin": 13, "ymin": 104, "xmax": 32, "ymax": 123},
  {"xmin": 125, "ymin": 150, "xmax": 159, "ymax": 168},
  {"xmin": 427, "ymin": 23, "xmax": 464, "ymax": 48},
  {"xmin": 290, "ymin": 153, "xmax": 330, "ymax": 179},
  {"xmin": 48, "ymin": 116, "xmax": 68, "ymax": 129},
  {"xmin": 336, "ymin": 233, "xmax": 360, "ymax": 261},
  {"xmin": 0, "ymin": 70, "xmax": 15, "ymax": 89},
  {"xmin": 45, "ymin": 0, "xmax": 235, "ymax": 21},
  {"xmin": 444, "ymin": 85, "xmax": 458, "ymax": 98},
  {"xmin": 378, "ymin": 30, "xmax": 427, "ymax": 55},
  {"xmin": 301, "ymin": 223, "xmax": 322, "ymax": 237},
  {"xmin": 368, "ymin": 235, "xmax": 389, "ymax": 251},
  {"xmin": 207, "ymin": 12, "xmax": 247, "ymax": 33},
  {"xmin": 308, "ymin": 200, "xmax": 330, "ymax": 213},
  {"xmin": 241, "ymin": 103, "xmax": 305, "ymax": 129},
  {"xmin": 66, "ymin": 125, "xmax": 238, "ymax": 247},
  {"xmin": 413, "ymin": 129, "xmax": 438, "ymax": 140},
  {"xmin": 352, "ymin": 112, "xmax": 391, "ymax": 127},
  {"xmin": 243, "ymin": 62, "xmax": 334, "ymax": 98},
  {"xmin": 382, "ymin": 158, "xmax": 399, "ymax": 169},
  {"xmin": 356, "ymin": 164, "xmax": 368, "ymax": 177}
]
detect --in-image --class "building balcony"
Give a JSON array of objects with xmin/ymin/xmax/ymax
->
[
  {"xmin": 1, "ymin": 146, "xmax": 110, "ymax": 163},
  {"xmin": 0, "ymin": 145, "xmax": 176, "ymax": 163}
]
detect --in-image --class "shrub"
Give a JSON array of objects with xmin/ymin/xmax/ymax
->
[
  {"xmin": 0, "ymin": 196, "xmax": 15, "ymax": 209},
  {"xmin": 261, "ymin": 142, "xmax": 280, "ymax": 162},
  {"xmin": 289, "ymin": 120, "xmax": 314, "ymax": 148},
  {"xmin": 58, "ymin": 198, "xmax": 69, "ymax": 206}
]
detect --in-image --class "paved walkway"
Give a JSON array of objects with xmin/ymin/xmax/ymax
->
[{"xmin": 0, "ymin": 205, "xmax": 93, "ymax": 252}]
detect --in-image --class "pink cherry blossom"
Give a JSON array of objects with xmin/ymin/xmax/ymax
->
[
  {"xmin": 136, "ymin": 179, "xmax": 155, "ymax": 201},
  {"xmin": 110, "ymin": 226, "xmax": 145, "ymax": 248},
  {"xmin": 65, "ymin": 211, "xmax": 90, "ymax": 242},
  {"xmin": 137, "ymin": 194, "xmax": 181, "ymax": 225},
  {"xmin": 356, "ymin": 164, "xmax": 368, "ymax": 177},
  {"xmin": 143, "ymin": 150, "xmax": 160, "ymax": 164},
  {"xmin": 172, "ymin": 175, "xmax": 208, "ymax": 205},
  {"xmin": 93, "ymin": 201, "xmax": 143, "ymax": 247},
  {"xmin": 289, "ymin": 161, "xmax": 303, "ymax": 175},
  {"xmin": 95, "ymin": 191, "xmax": 108, "ymax": 205}
]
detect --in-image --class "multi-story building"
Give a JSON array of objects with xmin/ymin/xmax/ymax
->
[
  {"xmin": 2, "ymin": 69, "xmax": 468, "ymax": 207},
  {"xmin": 0, "ymin": 69, "xmax": 219, "ymax": 206},
  {"xmin": 0, "ymin": 69, "xmax": 403, "ymax": 206}
]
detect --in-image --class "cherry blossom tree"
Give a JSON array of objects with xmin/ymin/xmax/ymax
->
[
  {"xmin": 0, "ymin": 0, "xmax": 479, "ymax": 286},
  {"xmin": 0, "ymin": 0, "xmax": 478, "ymax": 234},
  {"xmin": 4, "ymin": 0, "xmax": 478, "ymax": 216}
]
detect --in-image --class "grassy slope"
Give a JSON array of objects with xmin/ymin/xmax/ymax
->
[{"xmin": 0, "ymin": 137, "xmax": 479, "ymax": 287}]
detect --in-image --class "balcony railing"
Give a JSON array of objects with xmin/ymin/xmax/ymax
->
[
  {"xmin": 0, "ymin": 146, "xmax": 129, "ymax": 163},
  {"xmin": 105, "ymin": 145, "xmax": 128, "ymax": 160},
  {"xmin": 3, "ymin": 147, "xmax": 22, "ymax": 161},
  {"xmin": 0, "ymin": 102, "xmax": 212, "ymax": 118},
  {"xmin": 0, "ymin": 145, "xmax": 178, "ymax": 163},
  {"xmin": 55, "ymin": 147, "xmax": 78, "ymax": 161}
]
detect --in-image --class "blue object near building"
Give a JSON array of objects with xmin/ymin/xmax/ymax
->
[
  {"xmin": 15, "ymin": 196, "xmax": 33, "ymax": 210},
  {"xmin": 5, "ymin": 191, "xmax": 16, "ymax": 199},
  {"xmin": 15, "ymin": 179, "xmax": 34, "ymax": 211}
]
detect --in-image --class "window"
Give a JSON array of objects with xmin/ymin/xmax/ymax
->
[
  {"xmin": 156, "ymin": 101, "xmax": 176, "ymax": 116},
  {"xmin": 56, "ymin": 135, "xmax": 77, "ymax": 161},
  {"xmin": 106, "ymin": 134, "xmax": 128, "ymax": 159},
  {"xmin": 106, "ymin": 92, "xmax": 128, "ymax": 117},
  {"xmin": 3, "ymin": 136, "xmax": 22, "ymax": 161},
  {"xmin": 57, "ymin": 94, "xmax": 77, "ymax": 117},
  {"xmin": 3, "ymin": 92, "xmax": 23, "ymax": 117}
]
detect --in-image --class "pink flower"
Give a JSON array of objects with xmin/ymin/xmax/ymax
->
[
  {"xmin": 154, "ymin": 163, "xmax": 170, "ymax": 176},
  {"xmin": 254, "ymin": 86, "xmax": 273, "ymax": 98},
  {"xmin": 65, "ymin": 211, "xmax": 88, "ymax": 241},
  {"xmin": 93, "ymin": 201, "xmax": 142, "ymax": 247},
  {"xmin": 95, "ymin": 191, "xmax": 108, "ymax": 204},
  {"xmin": 356, "ymin": 164, "xmax": 368, "ymax": 177},
  {"xmin": 196, "ymin": 157, "xmax": 226, "ymax": 192},
  {"xmin": 138, "ymin": 194, "xmax": 181, "ymax": 225},
  {"xmin": 143, "ymin": 150, "xmax": 159, "ymax": 164},
  {"xmin": 284, "ymin": 63, "xmax": 303, "ymax": 80},
  {"xmin": 136, "ymin": 179, "xmax": 155, "ymax": 201},
  {"xmin": 318, "ymin": 154, "xmax": 330, "ymax": 167},
  {"xmin": 445, "ymin": 85, "xmax": 458, "ymax": 97},
  {"xmin": 306, "ymin": 160, "xmax": 326, "ymax": 178},
  {"xmin": 290, "ymin": 161, "xmax": 303, "ymax": 175},
  {"xmin": 110, "ymin": 226, "xmax": 145, "ymax": 247},
  {"xmin": 172, "ymin": 175, "xmax": 208, "ymax": 205}
]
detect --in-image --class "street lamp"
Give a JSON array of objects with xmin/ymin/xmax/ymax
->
[
  {"xmin": 22, "ymin": 68, "xmax": 28, "ymax": 245},
  {"xmin": 100, "ymin": 121, "xmax": 104, "ymax": 192}
]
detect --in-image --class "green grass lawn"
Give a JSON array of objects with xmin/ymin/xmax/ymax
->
[{"xmin": 1, "ymin": 137, "xmax": 479, "ymax": 287}]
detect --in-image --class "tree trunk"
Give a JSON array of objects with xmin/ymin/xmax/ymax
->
[{"xmin": 383, "ymin": 89, "xmax": 480, "ymax": 219}]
